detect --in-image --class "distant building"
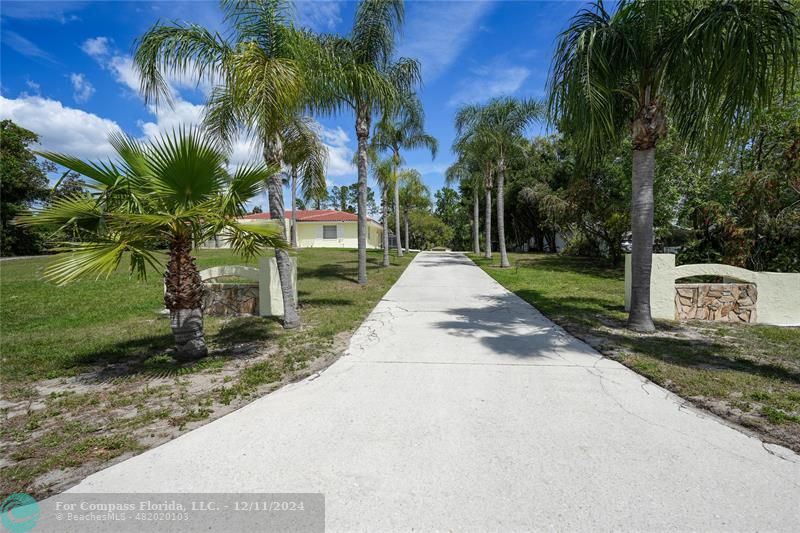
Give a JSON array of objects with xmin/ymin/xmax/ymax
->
[{"xmin": 201, "ymin": 210, "xmax": 384, "ymax": 249}]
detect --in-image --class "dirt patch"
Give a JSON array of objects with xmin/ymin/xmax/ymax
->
[{"xmin": 0, "ymin": 328, "xmax": 355, "ymax": 500}]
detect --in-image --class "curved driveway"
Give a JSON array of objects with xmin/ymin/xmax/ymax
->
[{"xmin": 69, "ymin": 252, "xmax": 800, "ymax": 531}]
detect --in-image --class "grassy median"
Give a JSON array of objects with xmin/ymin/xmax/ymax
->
[
  {"xmin": 472, "ymin": 253, "xmax": 800, "ymax": 453},
  {"xmin": 1, "ymin": 248, "xmax": 414, "ymax": 498}
]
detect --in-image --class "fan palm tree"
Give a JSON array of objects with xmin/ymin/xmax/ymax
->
[
  {"xmin": 322, "ymin": 0, "xmax": 421, "ymax": 284},
  {"xmin": 398, "ymin": 169, "xmax": 428, "ymax": 252},
  {"xmin": 18, "ymin": 129, "xmax": 283, "ymax": 361},
  {"xmin": 371, "ymin": 94, "xmax": 438, "ymax": 257},
  {"xmin": 548, "ymin": 0, "xmax": 799, "ymax": 332},
  {"xmin": 445, "ymin": 156, "xmax": 482, "ymax": 255},
  {"xmin": 134, "ymin": 0, "xmax": 332, "ymax": 328},
  {"xmin": 455, "ymin": 97, "xmax": 543, "ymax": 267},
  {"xmin": 282, "ymin": 118, "xmax": 328, "ymax": 247}
]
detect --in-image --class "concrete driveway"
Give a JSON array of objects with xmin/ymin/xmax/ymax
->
[{"xmin": 67, "ymin": 252, "xmax": 800, "ymax": 531}]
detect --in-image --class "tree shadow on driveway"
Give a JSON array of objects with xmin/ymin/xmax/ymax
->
[{"xmin": 431, "ymin": 292, "xmax": 593, "ymax": 360}]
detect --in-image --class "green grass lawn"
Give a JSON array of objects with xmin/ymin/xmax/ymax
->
[
  {"xmin": 472, "ymin": 253, "xmax": 800, "ymax": 452},
  {"xmin": 1, "ymin": 248, "xmax": 414, "ymax": 498}
]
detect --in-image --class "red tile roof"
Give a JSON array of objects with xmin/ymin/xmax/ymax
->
[{"xmin": 241, "ymin": 210, "xmax": 378, "ymax": 224}]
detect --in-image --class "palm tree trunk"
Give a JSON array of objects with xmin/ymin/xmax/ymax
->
[
  {"xmin": 404, "ymin": 213, "xmax": 409, "ymax": 253},
  {"xmin": 484, "ymin": 187, "xmax": 492, "ymax": 259},
  {"xmin": 472, "ymin": 188, "xmax": 480, "ymax": 254},
  {"xmin": 497, "ymin": 163, "xmax": 510, "ymax": 268},
  {"xmin": 164, "ymin": 236, "xmax": 207, "ymax": 361},
  {"xmin": 290, "ymin": 168, "xmax": 298, "ymax": 248},
  {"xmin": 355, "ymin": 106, "xmax": 370, "ymax": 285},
  {"xmin": 394, "ymin": 169, "xmax": 403, "ymax": 257},
  {"xmin": 628, "ymin": 147, "xmax": 656, "ymax": 332},
  {"xmin": 264, "ymin": 137, "xmax": 300, "ymax": 329},
  {"xmin": 381, "ymin": 186, "xmax": 389, "ymax": 267}
]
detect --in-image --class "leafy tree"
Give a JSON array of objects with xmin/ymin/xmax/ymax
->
[
  {"xmin": 455, "ymin": 97, "xmax": 544, "ymax": 267},
  {"xmin": 371, "ymin": 93, "xmax": 437, "ymax": 257},
  {"xmin": 549, "ymin": 0, "xmax": 799, "ymax": 331},
  {"xmin": 251, "ymin": 205, "xmax": 263, "ymax": 214},
  {"xmin": 407, "ymin": 210, "xmax": 453, "ymax": 250},
  {"xmin": 18, "ymin": 129, "xmax": 283, "ymax": 361},
  {"xmin": 434, "ymin": 187, "xmax": 470, "ymax": 250},
  {"xmin": 347, "ymin": 183, "xmax": 378, "ymax": 217},
  {"xmin": 0, "ymin": 120, "xmax": 53, "ymax": 256},
  {"xmin": 323, "ymin": 0, "xmax": 420, "ymax": 284},
  {"xmin": 134, "ymin": 0, "xmax": 330, "ymax": 328},
  {"xmin": 679, "ymin": 88, "xmax": 800, "ymax": 271}
]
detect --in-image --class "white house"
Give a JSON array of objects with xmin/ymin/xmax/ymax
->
[{"xmin": 202, "ymin": 210, "xmax": 384, "ymax": 249}]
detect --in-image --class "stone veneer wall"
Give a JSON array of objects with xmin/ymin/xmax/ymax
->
[
  {"xmin": 203, "ymin": 283, "xmax": 259, "ymax": 317},
  {"xmin": 674, "ymin": 283, "xmax": 757, "ymax": 323}
]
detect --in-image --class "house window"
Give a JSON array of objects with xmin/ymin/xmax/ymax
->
[{"xmin": 322, "ymin": 225, "xmax": 338, "ymax": 240}]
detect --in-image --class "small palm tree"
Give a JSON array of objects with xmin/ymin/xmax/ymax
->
[
  {"xmin": 134, "ymin": 0, "xmax": 328, "ymax": 328},
  {"xmin": 455, "ymin": 97, "xmax": 543, "ymax": 267},
  {"xmin": 282, "ymin": 118, "xmax": 328, "ymax": 247},
  {"xmin": 18, "ymin": 129, "xmax": 283, "ymax": 361},
  {"xmin": 372, "ymin": 93, "xmax": 438, "ymax": 257},
  {"xmin": 322, "ymin": 0, "xmax": 421, "ymax": 284},
  {"xmin": 370, "ymin": 153, "xmax": 394, "ymax": 266},
  {"xmin": 548, "ymin": 0, "xmax": 799, "ymax": 331},
  {"xmin": 398, "ymin": 169, "xmax": 428, "ymax": 252}
]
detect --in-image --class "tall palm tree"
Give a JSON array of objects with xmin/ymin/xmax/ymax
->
[
  {"xmin": 398, "ymin": 169, "xmax": 428, "ymax": 252},
  {"xmin": 455, "ymin": 97, "xmax": 543, "ymax": 267},
  {"xmin": 134, "ymin": 0, "xmax": 329, "ymax": 328},
  {"xmin": 549, "ymin": 0, "xmax": 799, "ymax": 331},
  {"xmin": 445, "ymin": 157, "xmax": 482, "ymax": 254},
  {"xmin": 282, "ymin": 118, "xmax": 328, "ymax": 247},
  {"xmin": 371, "ymin": 94, "xmax": 438, "ymax": 257},
  {"xmin": 18, "ymin": 129, "xmax": 283, "ymax": 361},
  {"xmin": 322, "ymin": 0, "xmax": 421, "ymax": 284}
]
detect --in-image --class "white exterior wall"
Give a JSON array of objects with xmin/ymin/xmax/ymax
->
[
  {"xmin": 203, "ymin": 219, "xmax": 382, "ymax": 249},
  {"xmin": 294, "ymin": 221, "xmax": 382, "ymax": 249},
  {"xmin": 625, "ymin": 254, "xmax": 800, "ymax": 326}
]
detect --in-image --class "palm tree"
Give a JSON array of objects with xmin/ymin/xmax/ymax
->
[
  {"xmin": 398, "ymin": 169, "xmax": 428, "ymax": 251},
  {"xmin": 283, "ymin": 118, "xmax": 328, "ymax": 247},
  {"xmin": 549, "ymin": 0, "xmax": 799, "ymax": 332},
  {"xmin": 322, "ymin": 0, "xmax": 421, "ymax": 284},
  {"xmin": 446, "ymin": 149, "xmax": 485, "ymax": 255},
  {"xmin": 371, "ymin": 94, "xmax": 438, "ymax": 257},
  {"xmin": 18, "ymin": 129, "xmax": 283, "ymax": 361},
  {"xmin": 134, "ymin": 0, "xmax": 328, "ymax": 328},
  {"xmin": 455, "ymin": 97, "xmax": 543, "ymax": 267},
  {"xmin": 370, "ymin": 153, "xmax": 394, "ymax": 266}
]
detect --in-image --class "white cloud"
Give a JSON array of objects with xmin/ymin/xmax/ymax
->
[
  {"xmin": 1, "ymin": 30, "xmax": 55, "ymax": 61},
  {"xmin": 138, "ymin": 99, "xmax": 205, "ymax": 139},
  {"xmin": 317, "ymin": 124, "xmax": 355, "ymax": 178},
  {"xmin": 70, "ymin": 73, "xmax": 95, "ymax": 103},
  {"xmin": 1, "ymin": 1, "xmax": 84, "ymax": 23},
  {"xmin": 24, "ymin": 80, "xmax": 41, "ymax": 96},
  {"xmin": 80, "ymin": 36, "xmax": 110, "ymax": 59},
  {"xmin": 0, "ymin": 95, "xmax": 118, "ymax": 160},
  {"xmin": 448, "ymin": 64, "xmax": 531, "ymax": 106},
  {"xmin": 399, "ymin": 1, "xmax": 493, "ymax": 81},
  {"xmin": 295, "ymin": 0, "xmax": 342, "ymax": 31}
]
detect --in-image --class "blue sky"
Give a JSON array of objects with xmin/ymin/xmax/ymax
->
[{"xmin": 1, "ymin": 0, "xmax": 583, "ymax": 209}]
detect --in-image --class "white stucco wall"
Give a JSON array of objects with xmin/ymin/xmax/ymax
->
[
  {"xmin": 624, "ymin": 254, "xmax": 800, "ymax": 326},
  {"xmin": 203, "ymin": 220, "xmax": 382, "ymax": 249},
  {"xmin": 295, "ymin": 221, "xmax": 382, "ymax": 249},
  {"xmin": 198, "ymin": 256, "xmax": 297, "ymax": 317}
]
